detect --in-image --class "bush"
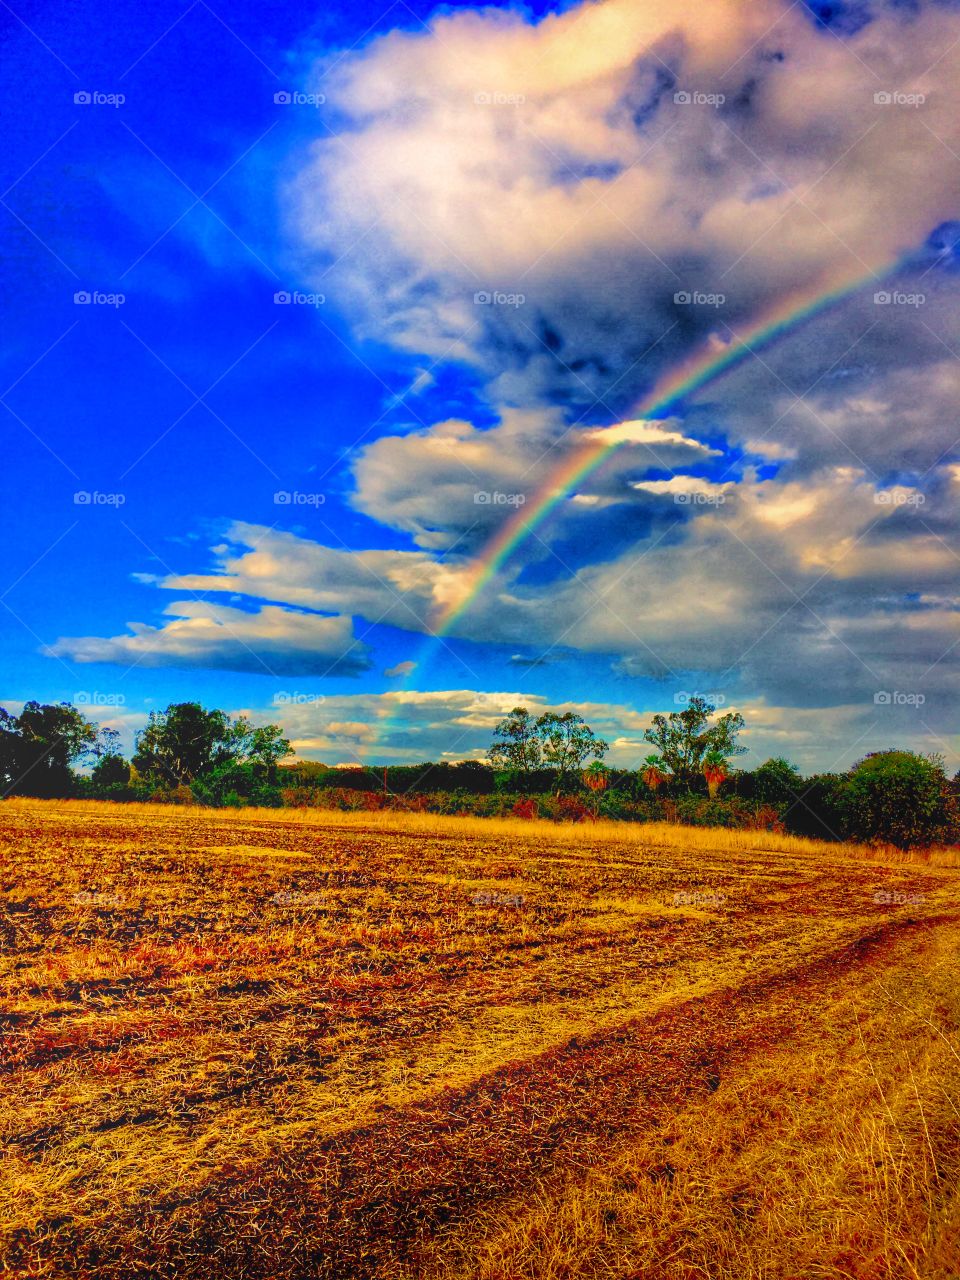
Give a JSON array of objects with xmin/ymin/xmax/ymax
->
[
  {"xmin": 191, "ymin": 762, "xmax": 282, "ymax": 808},
  {"xmin": 671, "ymin": 796, "xmax": 739, "ymax": 828},
  {"xmin": 740, "ymin": 757, "xmax": 803, "ymax": 805},
  {"xmin": 837, "ymin": 751, "xmax": 957, "ymax": 849},
  {"xmin": 556, "ymin": 795, "xmax": 592, "ymax": 822},
  {"xmin": 151, "ymin": 785, "xmax": 197, "ymax": 805},
  {"xmin": 780, "ymin": 773, "xmax": 846, "ymax": 841},
  {"xmin": 511, "ymin": 797, "xmax": 539, "ymax": 820}
]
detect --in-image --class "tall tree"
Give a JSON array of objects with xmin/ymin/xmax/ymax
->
[
  {"xmin": 248, "ymin": 724, "xmax": 294, "ymax": 781},
  {"xmin": 535, "ymin": 712, "xmax": 608, "ymax": 792},
  {"xmin": 643, "ymin": 697, "xmax": 745, "ymax": 788},
  {"xmin": 0, "ymin": 701, "xmax": 107, "ymax": 797},
  {"xmin": 488, "ymin": 707, "xmax": 543, "ymax": 773},
  {"xmin": 132, "ymin": 703, "xmax": 291, "ymax": 790}
]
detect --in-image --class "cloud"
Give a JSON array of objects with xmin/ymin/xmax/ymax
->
[
  {"xmin": 162, "ymin": 522, "xmax": 458, "ymax": 628},
  {"xmin": 46, "ymin": 601, "xmax": 373, "ymax": 677},
  {"xmin": 508, "ymin": 652, "xmax": 565, "ymax": 667},
  {"xmin": 269, "ymin": 687, "xmax": 655, "ymax": 765},
  {"xmin": 291, "ymin": 0, "xmax": 960, "ymax": 415},
  {"xmin": 384, "ymin": 660, "xmax": 417, "ymax": 678},
  {"xmin": 47, "ymin": 456, "xmax": 957, "ymax": 741},
  {"xmin": 351, "ymin": 409, "xmax": 721, "ymax": 551}
]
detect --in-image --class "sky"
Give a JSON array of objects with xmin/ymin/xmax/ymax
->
[{"xmin": 2, "ymin": 0, "xmax": 959, "ymax": 773}]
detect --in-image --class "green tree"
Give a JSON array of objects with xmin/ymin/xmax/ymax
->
[
  {"xmin": 643, "ymin": 697, "xmax": 745, "ymax": 789},
  {"xmin": 0, "ymin": 701, "xmax": 108, "ymax": 798},
  {"xmin": 132, "ymin": 703, "xmax": 290, "ymax": 791},
  {"xmin": 91, "ymin": 753, "xmax": 130, "ymax": 789},
  {"xmin": 535, "ymin": 711, "xmax": 608, "ymax": 792},
  {"xmin": 0, "ymin": 708, "xmax": 21, "ymax": 794},
  {"xmin": 133, "ymin": 703, "xmax": 240, "ymax": 786},
  {"xmin": 488, "ymin": 707, "xmax": 543, "ymax": 773},
  {"xmin": 750, "ymin": 757, "xmax": 803, "ymax": 805},
  {"xmin": 88, "ymin": 752, "xmax": 135, "ymax": 800},
  {"xmin": 248, "ymin": 724, "xmax": 294, "ymax": 781},
  {"xmin": 838, "ymin": 751, "xmax": 956, "ymax": 849}
]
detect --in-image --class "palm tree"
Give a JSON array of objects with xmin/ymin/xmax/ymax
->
[
  {"xmin": 703, "ymin": 749, "xmax": 728, "ymax": 799},
  {"xmin": 583, "ymin": 760, "xmax": 609, "ymax": 791},
  {"xmin": 583, "ymin": 760, "xmax": 609, "ymax": 817},
  {"xmin": 642, "ymin": 754, "xmax": 668, "ymax": 792}
]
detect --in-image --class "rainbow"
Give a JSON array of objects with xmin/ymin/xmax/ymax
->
[{"xmin": 429, "ymin": 255, "xmax": 908, "ymax": 638}]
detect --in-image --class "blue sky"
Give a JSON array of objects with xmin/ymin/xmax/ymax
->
[{"xmin": 2, "ymin": 0, "xmax": 959, "ymax": 770}]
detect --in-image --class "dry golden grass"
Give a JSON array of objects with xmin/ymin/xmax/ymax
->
[{"xmin": 1, "ymin": 797, "xmax": 958, "ymax": 1278}]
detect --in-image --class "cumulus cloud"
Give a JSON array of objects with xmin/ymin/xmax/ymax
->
[
  {"xmin": 46, "ymin": 600, "xmax": 374, "ymax": 677},
  {"xmin": 156, "ymin": 522, "xmax": 459, "ymax": 627},
  {"xmin": 351, "ymin": 409, "xmax": 721, "ymax": 551},
  {"xmin": 291, "ymin": 0, "xmax": 960, "ymax": 415}
]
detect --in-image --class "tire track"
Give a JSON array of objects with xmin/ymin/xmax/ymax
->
[{"xmin": 8, "ymin": 911, "xmax": 957, "ymax": 1280}]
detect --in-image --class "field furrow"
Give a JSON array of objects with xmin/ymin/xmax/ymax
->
[{"xmin": 1, "ymin": 801, "xmax": 958, "ymax": 1279}]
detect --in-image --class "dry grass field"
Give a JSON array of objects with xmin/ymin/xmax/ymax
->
[{"xmin": 1, "ymin": 799, "xmax": 959, "ymax": 1279}]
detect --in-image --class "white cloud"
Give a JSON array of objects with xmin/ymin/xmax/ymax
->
[
  {"xmin": 351, "ymin": 409, "xmax": 721, "ymax": 550},
  {"xmin": 46, "ymin": 601, "xmax": 373, "ymax": 677},
  {"xmin": 291, "ymin": 0, "xmax": 960, "ymax": 414}
]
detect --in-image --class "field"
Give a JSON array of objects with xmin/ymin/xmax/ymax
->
[{"xmin": 2, "ymin": 800, "xmax": 959, "ymax": 1279}]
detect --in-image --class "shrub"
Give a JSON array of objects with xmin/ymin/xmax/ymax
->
[
  {"xmin": 191, "ymin": 762, "xmax": 283, "ymax": 808},
  {"xmin": 556, "ymin": 795, "xmax": 592, "ymax": 822},
  {"xmin": 744, "ymin": 757, "xmax": 804, "ymax": 805},
  {"xmin": 781, "ymin": 773, "xmax": 846, "ymax": 841},
  {"xmin": 151, "ymin": 785, "xmax": 197, "ymax": 805},
  {"xmin": 511, "ymin": 797, "xmax": 539, "ymax": 820},
  {"xmin": 837, "ymin": 751, "xmax": 957, "ymax": 849},
  {"xmin": 741, "ymin": 803, "xmax": 787, "ymax": 833}
]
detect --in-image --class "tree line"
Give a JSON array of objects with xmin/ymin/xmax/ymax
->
[
  {"xmin": 0, "ymin": 701, "xmax": 293, "ymax": 807},
  {"xmin": 1, "ymin": 696, "xmax": 957, "ymax": 849}
]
